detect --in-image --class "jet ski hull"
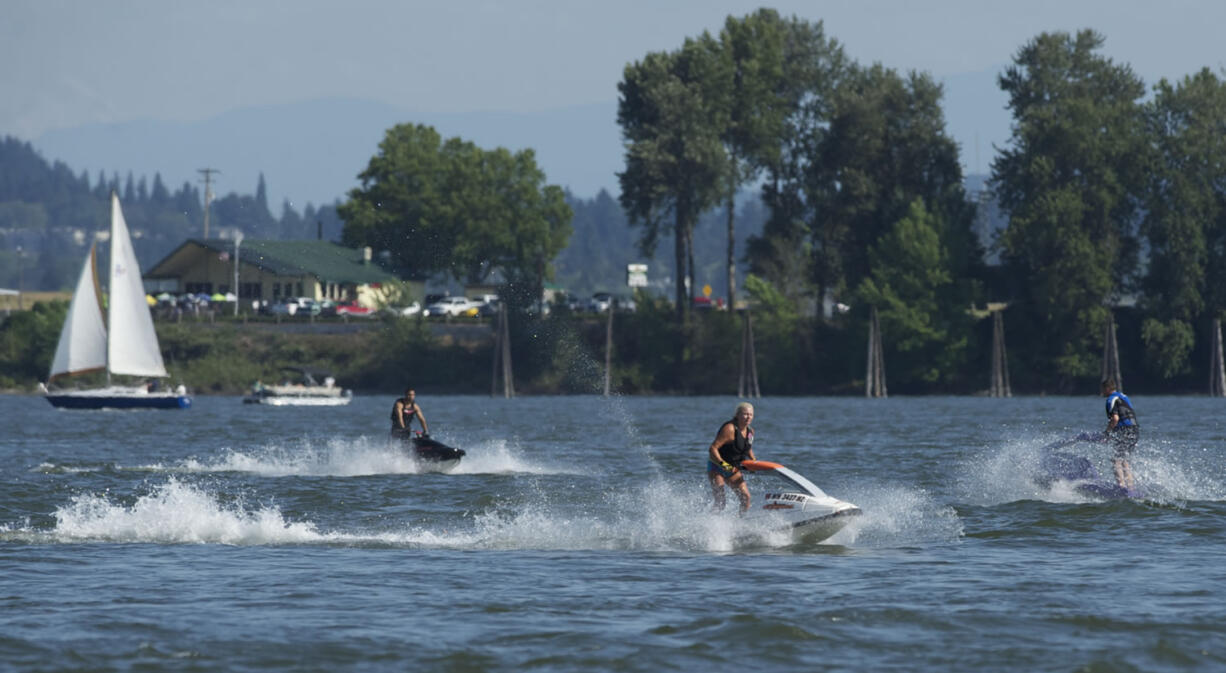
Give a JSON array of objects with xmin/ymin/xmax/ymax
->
[
  {"xmin": 738, "ymin": 460, "xmax": 862, "ymax": 544},
  {"xmin": 791, "ymin": 508, "xmax": 863, "ymax": 543},
  {"xmin": 391, "ymin": 433, "xmax": 466, "ymax": 473}
]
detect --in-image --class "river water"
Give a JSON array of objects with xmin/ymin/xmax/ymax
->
[{"xmin": 2, "ymin": 393, "xmax": 1224, "ymax": 672}]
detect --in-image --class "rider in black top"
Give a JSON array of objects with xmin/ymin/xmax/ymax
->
[
  {"xmin": 707, "ymin": 402, "xmax": 757, "ymax": 512},
  {"xmin": 390, "ymin": 387, "xmax": 428, "ymax": 440}
]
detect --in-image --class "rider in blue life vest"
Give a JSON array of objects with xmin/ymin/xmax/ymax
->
[
  {"xmin": 1101, "ymin": 377, "xmax": 1138, "ymax": 490},
  {"xmin": 707, "ymin": 402, "xmax": 757, "ymax": 512}
]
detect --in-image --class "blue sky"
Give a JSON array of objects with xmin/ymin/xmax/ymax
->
[{"xmin": 5, "ymin": 0, "xmax": 1225, "ymax": 205}]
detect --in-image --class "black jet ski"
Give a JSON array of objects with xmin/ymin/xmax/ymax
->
[{"xmin": 392, "ymin": 431, "xmax": 465, "ymax": 472}]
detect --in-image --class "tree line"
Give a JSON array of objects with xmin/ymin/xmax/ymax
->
[{"xmin": 608, "ymin": 12, "xmax": 1226, "ymax": 393}]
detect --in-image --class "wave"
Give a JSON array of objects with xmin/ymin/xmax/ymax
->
[
  {"xmin": 955, "ymin": 432, "xmax": 1226, "ymax": 506},
  {"xmin": 31, "ymin": 436, "xmax": 575, "ymax": 478},
  {"xmin": 3, "ymin": 472, "xmax": 961, "ymax": 553}
]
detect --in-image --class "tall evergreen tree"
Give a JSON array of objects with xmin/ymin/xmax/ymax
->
[{"xmin": 255, "ymin": 173, "xmax": 269, "ymax": 215}]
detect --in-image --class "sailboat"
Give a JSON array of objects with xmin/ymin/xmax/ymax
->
[{"xmin": 42, "ymin": 193, "xmax": 191, "ymax": 410}]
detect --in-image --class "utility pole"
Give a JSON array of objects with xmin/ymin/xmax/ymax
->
[
  {"xmin": 15, "ymin": 246, "xmax": 24, "ymax": 310},
  {"xmin": 233, "ymin": 231, "xmax": 243, "ymax": 316},
  {"xmin": 198, "ymin": 168, "xmax": 219, "ymax": 238}
]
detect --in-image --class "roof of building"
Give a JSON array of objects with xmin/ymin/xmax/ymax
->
[{"xmin": 147, "ymin": 239, "xmax": 400, "ymax": 285}]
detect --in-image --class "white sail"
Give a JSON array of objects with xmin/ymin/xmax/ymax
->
[
  {"xmin": 106, "ymin": 193, "xmax": 168, "ymax": 378},
  {"xmin": 47, "ymin": 244, "xmax": 107, "ymax": 381}
]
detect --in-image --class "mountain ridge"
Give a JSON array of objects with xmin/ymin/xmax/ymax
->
[{"xmin": 32, "ymin": 98, "xmax": 624, "ymax": 211}]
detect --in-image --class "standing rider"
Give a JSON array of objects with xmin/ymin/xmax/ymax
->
[
  {"xmin": 707, "ymin": 402, "xmax": 757, "ymax": 513},
  {"xmin": 390, "ymin": 387, "xmax": 429, "ymax": 441},
  {"xmin": 1101, "ymin": 377, "xmax": 1138, "ymax": 490}
]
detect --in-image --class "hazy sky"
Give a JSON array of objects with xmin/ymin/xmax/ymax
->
[{"xmin": 5, "ymin": 0, "xmax": 1226, "ymax": 202}]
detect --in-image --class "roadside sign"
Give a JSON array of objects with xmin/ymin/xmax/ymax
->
[{"xmin": 627, "ymin": 263, "xmax": 648, "ymax": 288}]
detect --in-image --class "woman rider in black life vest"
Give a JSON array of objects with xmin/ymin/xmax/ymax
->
[
  {"xmin": 707, "ymin": 402, "xmax": 756, "ymax": 512},
  {"xmin": 390, "ymin": 387, "xmax": 428, "ymax": 441}
]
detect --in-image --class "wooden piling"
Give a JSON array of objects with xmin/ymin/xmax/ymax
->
[
  {"xmin": 738, "ymin": 310, "xmax": 761, "ymax": 398},
  {"xmin": 1210, "ymin": 318, "xmax": 1225, "ymax": 397},
  {"xmin": 866, "ymin": 306, "xmax": 887, "ymax": 398},
  {"xmin": 603, "ymin": 305, "xmax": 613, "ymax": 397},
  {"xmin": 491, "ymin": 303, "xmax": 514, "ymax": 398},
  {"xmin": 990, "ymin": 310, "xmax": 1011, "ymax": 397},
  {"xmin": 1100, "ymin": 310, "xmax": 1122, "ymax": 389}
]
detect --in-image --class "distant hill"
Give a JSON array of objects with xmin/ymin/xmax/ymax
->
[{"xmin": 33, "ymin": 98, "xmax": 624, "ymax": 211}]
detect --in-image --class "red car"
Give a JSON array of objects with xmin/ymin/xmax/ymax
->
[{"xmin": 334, "ymin": 301, "xmax": 377, "ymax": 318}]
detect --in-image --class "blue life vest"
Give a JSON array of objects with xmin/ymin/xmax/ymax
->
[{"xmin": 1105, "ymin": 391, "xmax": 1138, "ymax": 427}]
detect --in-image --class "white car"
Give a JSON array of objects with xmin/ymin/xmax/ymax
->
[
  {"xmin": 425, "ymin": 296, "xmax": 481, "ymax": 317},
  {"xmin": 391, "ymin": 302, "xmax": 422, "ymax": 317},
  {"xmin": 588, "ymin": 292, "xmax": 613, "ymax": 312}
]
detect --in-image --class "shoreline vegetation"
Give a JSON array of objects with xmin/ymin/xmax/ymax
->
[{"xmin": 0, "ymin": 296, "xmax": 1207, "ymax": 397}]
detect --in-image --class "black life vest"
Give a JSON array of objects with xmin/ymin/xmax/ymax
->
[{"xmin": 715, "ymin": 420, "xmax": 754, "ymax": 464}]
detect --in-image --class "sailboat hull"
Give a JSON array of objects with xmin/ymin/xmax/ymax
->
[{"xmin": 46, "ymin": 389, "xmax": 191, "ymax": 410}]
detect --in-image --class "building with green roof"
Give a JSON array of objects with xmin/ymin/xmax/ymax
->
[{"xmin": 145, "ymin": 239, "xmax": 413, "ymax": 309}]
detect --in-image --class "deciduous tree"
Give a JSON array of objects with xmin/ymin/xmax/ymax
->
[{"xmin": 991, "ymin": 30, "xmax": 1148, "ymax": 386}]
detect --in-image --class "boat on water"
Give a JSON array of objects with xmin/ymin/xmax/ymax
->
[
  {"xmin": 42, "ymin": 194, "xmax": 190, "ymax": 410},
  {"xmin": 737, "ymin": 460, "xmax": 861, "ymax": 543},
  {"xmin": 391, "ymin": 431, "xmax": 466, "ymax": 473},
  {"xmin": 242, "ymin": 367, "xmax": 352, "ymax": 406}
]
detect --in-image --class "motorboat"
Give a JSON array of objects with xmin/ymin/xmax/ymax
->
[
  {"xmin": 737, "ymin": 460, "xmax": 861, "ymax": 543},
  {"xmin": 391, "ymin": 431, "xmax": 466, "ymax": 473},
  {"xmin": 43, "ymin": 193, "xmax": 190, "ymax": 410},
  {"xmin": 242, "ymin": 367, "xmax": 352, "ymax": 406},
  {"xmin": 1036, "ymin": 433, "xmax": 1141, "ymax": 499}
]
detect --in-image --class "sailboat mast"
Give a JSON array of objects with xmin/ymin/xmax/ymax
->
[{"xmin": 106, "ymin": 192, "xmax": 115, "ymax": 388}]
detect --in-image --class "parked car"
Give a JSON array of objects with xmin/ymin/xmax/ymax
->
[
  {"xmin": 334, "ymin": 301, "xmax": 377, "ymax": 318},
  {"xmin": 425, "ymin": 296, "xmax": 481, "ymax": 317},
  {"xmin": 391, "ymin": 302, "xmax": 422, "ymax": 317},
  {"xmin": 555, "ymin": 294, "xmax": 584, "ymax": 313},
  {"xmin": 296, "ymin": 298, "xmax": 323, "ymax": 316},
  {"xmin": 614, "ymin": 296, "xmax": 637, "ymax": 313},
  {"xmin": 588, "ymin": 292, "xmax": 613, "ymax": 313},
  {"xmin": 268, "ymin": 299, "xmax": 299, "ymax": 316},
  {"xmin": 477, "ymin": 299, "xmax": 501, "ymax": 318}
]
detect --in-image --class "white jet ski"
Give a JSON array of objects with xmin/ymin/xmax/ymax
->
[{"xmin": 737, "ymin": 460, "xmax": 861, "ymax": 543}]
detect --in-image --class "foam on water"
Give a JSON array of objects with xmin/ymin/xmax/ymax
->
[
  {"xmin": 107, "ymin": 436, "xmax": 575, "ymax": 477},
  {"xmin": 45, "ymin": 479, "xmax": 334, "ymax": 545},
  {"xmin": 15, "ymin": 465, "xmax": 961, "ymax": 552},
  {"xmin": 829, "ymin": 481, "xmax": 964, "ymax": 546},
  {"xmin": 955, "ymin": 432, "xmax": 1226, "ymax": 506}
]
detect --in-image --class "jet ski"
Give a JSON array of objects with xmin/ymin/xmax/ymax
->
[
  {"xmin": 392, "ymin": 431, "xmax": 466, "ymax": 473},
  {"xmin": 1036, "ymin": 433, "xmax": 1141, "ymax": 499},
  {"xmin": 736, "ymin": 460, "xmax": 862, "ymax": 543}
]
